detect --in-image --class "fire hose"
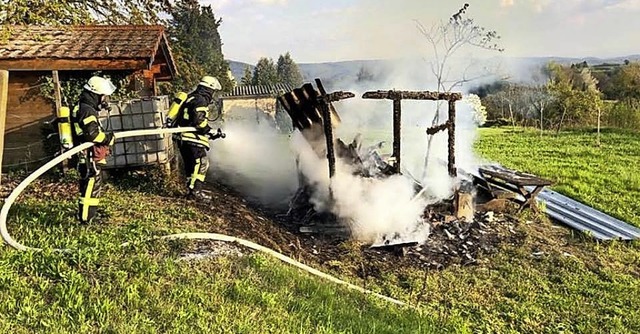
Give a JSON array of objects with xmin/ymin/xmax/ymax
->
[{"xmin": 0, "ymin": 127, "xmax": 408, "ymax": 307}]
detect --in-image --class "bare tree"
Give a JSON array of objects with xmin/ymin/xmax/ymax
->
[{"xmin": 416, "ymin": 3, "xmax": 503, "ymax": 179}]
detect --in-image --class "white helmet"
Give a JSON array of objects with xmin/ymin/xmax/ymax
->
[
  {"xmin": 199, "ymin": 76, "xmax": 222, "ymax": 91},
  {"xmin": 84, "ymin": 76, "xmax": 116, "ymax": 96}
]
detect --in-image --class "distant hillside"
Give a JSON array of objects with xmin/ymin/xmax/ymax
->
[{"xmin": 228, "ymin": 55, "xmax": 640, "ymax": 88}]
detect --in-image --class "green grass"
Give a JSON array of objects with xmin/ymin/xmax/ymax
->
[
  {"xmin": 474, "ymin": 127, "xmax": 640, "ymax": 227},
  {"xmin": 1, "ymin": 128, "xmax": 640, "ymax": 333},
  {"xmin": 0, "ymin": 178, "xmax": 445, "ymax": 333}
]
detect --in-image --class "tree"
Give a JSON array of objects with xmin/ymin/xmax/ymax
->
[
  {"xmin": 276, "ymin": 52, "xmax": 303, "ymax": 87},
  {"xmin": 252, "ymin": 57, "xmax": 278, "ymax": 85},
  {"xmin": 580, "ymin": 68, "xmax": 604, "ymax": 145},
  {"xmin": 167, "ymin": 0, "xmax": 232, "ymax": 92},
  {"xmin": 356, "ymin": 66, "xmax": 376, "ymax": 83},
  {"xmin": 240, "ymin": 66, "xmax": 253, "ymax": 85},
  {"xmin": 415, "ymin": 3, "xmax": 503, "ymax": 177},
  {"xmin": 0, "ymin": 0, "xmax": 169, "ymax": 26}
]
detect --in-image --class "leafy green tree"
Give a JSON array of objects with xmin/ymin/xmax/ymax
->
[
  {"xmin": 0, "ymin": 0, "xmax": 169, "ymax": 25},
  {"xmin": 252, "ymin": 57, "xmax": 278, "ymax": 85},
  {"xmin": 276, "ymin": 52, "xmax": 303, "ymax": 87},
  {"xmin": 241, "ymin": 66, "xmax": 253, "ymax": 85},
  {"xmin": 580, "ymin": 68, "xmax": 604, "ymax": 144},
  {"xmin": 167, "ymin": 0, "xmax": 232, "ymax": 92}
]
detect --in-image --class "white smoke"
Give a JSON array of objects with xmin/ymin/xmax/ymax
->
[
  {"xmin": 208, "ymin": 61, "xmax": 487, "ymax": 244},
  {"xmin": 208, "ymin": 118, "xmax": 298, "ymax": 208}
]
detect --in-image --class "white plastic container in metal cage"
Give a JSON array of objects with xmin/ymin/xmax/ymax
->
[{"xmin": 97, "ymin": 96, "xmax": 173, "ymax": 169}]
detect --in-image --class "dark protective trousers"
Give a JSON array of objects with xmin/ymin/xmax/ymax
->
[
  {"xmin": 178, "ymin": 141, "xmax": 209, "ymax": 194},
  {"xmin": 77, "ymin": 149, "xmax": 104, "ymax": 223}
]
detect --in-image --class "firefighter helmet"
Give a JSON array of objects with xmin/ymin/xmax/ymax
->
[
  {"xmin": 199, "ymin": 76, "xmax": 222, "ymax": 91},
  {"xmin": 84, "ymin": 76, "xmax": 116, "ymax": 96}
]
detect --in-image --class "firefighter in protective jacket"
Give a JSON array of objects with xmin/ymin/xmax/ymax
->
[
  {"xmin": 175, "ymin": 76, "xmax": 221, "ymax": 200},
  {"xmin": 71, "ymin": 76, "xmax": 116, "ymax": 223}
]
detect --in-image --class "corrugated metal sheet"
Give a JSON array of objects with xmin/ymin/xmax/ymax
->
[
  {"xmin": 0, "ymin": 25, "xmax": 166, "ymax": 60},
  {"xmin": 536, "ymin": 188, "xmax": 640, "ymax": 240},
  {"xmin": 223, "ymin": 84, "xmax": 294, "ymax": 98}
]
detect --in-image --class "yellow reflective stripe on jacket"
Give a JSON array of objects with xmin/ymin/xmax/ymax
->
[
  {"xmin": 94, "ymin": 132, "xmax": 106, "ymax": 143},
  {"xmin": 195, "ymin": 107, "xmax": 208, "ymax": 112},
  {"xmin": 179, "ymin": 133, "xmax": 210, "ymax": 148},
  {"xmin": 74, "ymin": 124, "xmax": 83, "ymax": 135},
  {"xmin": 82, "ymin": 115, "xmax": 98, "ymax": 125},
  {"xmin": 197, "ymin": 119, "xmax": 208, "ymax": 128}
]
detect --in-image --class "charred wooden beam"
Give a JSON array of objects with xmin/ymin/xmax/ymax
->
[
  {"xmin": 315, "ymin": 79, "xmax": 337, "ymax": 178},
  {"xmin": 392, "ymin": 98, "xmax": 402, "ymax": 174},
  {"xmin": 362, "ymin": 90, "xmax": 462, "ymax": 101},
  {"xmin": 363, "ymin": 89, "xmax": 461, "ymax": 178},
  {"xmin": 325, "ymin": 91, "xmax": 355, "ymax": 102},
  {"xmin": 448, "ymin": 101, "xmax": 457, "ymax": 177},
  {"xmin": 426, "ymin": 121, "xmax": 451, "ymax": 135}
]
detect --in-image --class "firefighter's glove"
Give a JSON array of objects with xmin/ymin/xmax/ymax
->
[
  {"xmin": 197, "ymin": 124, "xmax": 212, "ymax": 135},
  {"xmin": 105, "ymin": 132, "xmax": 116, "ymax": 146},
  {"xmin": 100, "ymin": 101, "xmax": 112, "ymax": 112}
]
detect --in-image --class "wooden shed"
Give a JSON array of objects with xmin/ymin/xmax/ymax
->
[{"xmin": 0, "ymin": 25, "xmax": 177, "ymax": 170}]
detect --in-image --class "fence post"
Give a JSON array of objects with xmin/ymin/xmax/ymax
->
[{"xmin": 0, "ymin": 70, "xmax": 9, "ymax": 185}]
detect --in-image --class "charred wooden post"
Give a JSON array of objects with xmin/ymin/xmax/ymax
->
[
  {"xmin": 315, "ymin": 79, "xmax": 337, "ymax": 178},
  {"xmin": 392, "ymin": 98, "xmax": 402, "ymax": 174},
  {"xmin": 363, "ymin": 90, "xmax": 462, "ymax": 176},
  {"xmin": 448, "ymin": 100, "xmax": 456, "ymax": 177}
]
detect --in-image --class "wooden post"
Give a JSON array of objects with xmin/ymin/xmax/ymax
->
[
  {"xmin": 52, "ymin": 71, "xmax": 62, "ymax": 111},
  {"xmin": 392, "ymin": 97, "xmax": 402, "ymax": 174},
  {"xmin": 52, "ymin": 70, "xmax": 68, "ymax": 172},
  {"xmin": 448, "ymin": 100, "xmax": 457, "ymax": 178},
  {"xmin": 315, "ymin": 79, "xmax": 336, "ymax": 178},
  {"xmin": 0, "ymin": 70, "xmax": 9, "ymax": 185}
]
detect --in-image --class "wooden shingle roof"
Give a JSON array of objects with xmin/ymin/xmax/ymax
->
[{"xmin": 0, "ymin": 25, "xmax": 177, "ymax": 77}]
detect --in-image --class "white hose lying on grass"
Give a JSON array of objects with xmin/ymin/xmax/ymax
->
[{"xmin": 0, "ymin": 127, "xmax": 408, "ymax": 307}]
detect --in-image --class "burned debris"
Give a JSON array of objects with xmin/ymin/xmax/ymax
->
[{"xmin": 278, "ymin": 80, "xmax": 481, "ymax": 243}]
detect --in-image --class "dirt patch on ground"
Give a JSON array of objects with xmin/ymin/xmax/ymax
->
[{"xmin": 191, "ymin": 180, "xmax": 525, "ymax": 279}]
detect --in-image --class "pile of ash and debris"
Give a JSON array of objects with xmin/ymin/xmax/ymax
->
[{"xmin": 266, "ymin": 80, "xmax": 525, "ymax": 270}]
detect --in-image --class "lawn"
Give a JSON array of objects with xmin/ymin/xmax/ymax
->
[
  {"xmin": 0, "ymin": 128, "xmax": 639, "ymax": 333},
  {"xmin": 474, "ymin": 127, "xmax": 640, "ymax": 227}
]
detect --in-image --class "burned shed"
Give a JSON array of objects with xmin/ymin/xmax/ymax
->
[{"xmin": 0, "ymin": 25, "xmax": 177, "ymax": 170}]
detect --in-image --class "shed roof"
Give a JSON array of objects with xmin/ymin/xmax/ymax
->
[
  {"xmin": 0, "ymin": 25, "xmax": 177, "ymax": 78},
  {"xmin": 222, "ymin": 83, "xmax": 295, "ymax": 99}
]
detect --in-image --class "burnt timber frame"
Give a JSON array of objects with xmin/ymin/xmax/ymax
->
[
  {"xmin": 478, "ymin": 166, "xmax": 553, "ymax": 212},
  {"xmin": 278, "ymin": 79, "xmax": 354, "ymax": 179},
  {"xmin": 362, "ymin": 90, "xmax": 462, "ymax": 176}
]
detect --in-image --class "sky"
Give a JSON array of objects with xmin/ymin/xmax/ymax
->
[{"xmin": 201, "ymin": 0, "xmax": 640, "ymax": 64}]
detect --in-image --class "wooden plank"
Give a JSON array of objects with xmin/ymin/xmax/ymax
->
[
  {"xmin": 51, "ymin": 70, "xmax": 68, "ymax": 172},
  {"xmin": 0, "ymin": 59, "xmax": 149, "ymax": 71},
  {"xmin": 0, "ymin": 70, "xmax": 8, "ymax": 184},
  {"xmin": 362, "ymin": 90, "xmax": 463, "ymax": 101}
]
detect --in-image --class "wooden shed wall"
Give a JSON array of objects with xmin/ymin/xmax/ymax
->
[{"xmin": 4, "ymin": 71, "xmax": 53, "ymax": 170}]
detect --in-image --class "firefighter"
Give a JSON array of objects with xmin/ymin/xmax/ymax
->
[
  {"xmin": 71, "ymin": 76, "xmax": 116, "ymax": 223},
  {"xmin": 175, "ymin": 76, "xmax": 222, "ymax": 200}
]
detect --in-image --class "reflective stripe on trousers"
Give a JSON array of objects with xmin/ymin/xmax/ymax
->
[
  {"xmin": 78, "ymin": 151, "xmax": 103, "ymax": 223},
  {"xmin": 189, "ymin": 157, "xmax": 209, "ymax": 190}
]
